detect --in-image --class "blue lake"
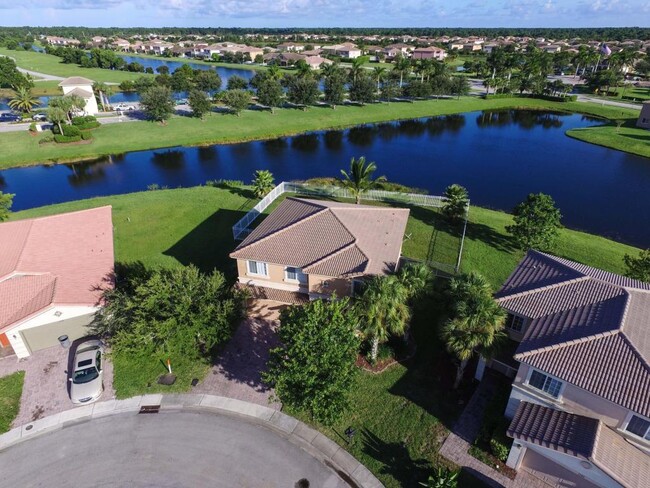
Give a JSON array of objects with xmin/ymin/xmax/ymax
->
[{"xmin": 1, "ymin": 109, "xmax": 649, "ymax": 247}]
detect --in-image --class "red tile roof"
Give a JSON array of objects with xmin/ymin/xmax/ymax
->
[
  {"xmin": 230, "ymin": 198, "xmax": 409, "ymax": 278},
  {"xmin": 0, "ymin": 206, "xmax": 114, "ymax": 330},
  {"xmin": 498, "ymin": 250, "xmax": 650, "ymax": 417}
]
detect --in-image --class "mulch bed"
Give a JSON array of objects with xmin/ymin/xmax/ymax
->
[{"xmin": 356, "ymin": 339, "xmax": 417, "ymax": 374}]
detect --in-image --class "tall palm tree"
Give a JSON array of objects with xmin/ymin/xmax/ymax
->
[
  {"xmin": 348, "ymin": 56, "xmax": 366, "ymax": 83},
  {"xmin": 93, "ymin": 81, "xmax": 114, "ymax": 111},
  {"xmin": 441, "ymin": 272, "xmax": 506, "ymax": 389},
  {"xmin": 393, "ymin": 54, "xmax": 411, "ymax": 88},
  {"xmin": 398, "ymin": 262, "xmax": 433, "ymax": 299},
  {"xmin": 8, "ymin": 86, "xmax": 40, "ymax": 114},
  {"xmin": 372, "ymin": 66, "xmax": 387, "ymax": 92},
  {"xmin": 339, "ymin": 156, "xmax": 386, "ymax": 204},
  {"xmin": 267, "ymin": 64, "xmax": 282, "ymax": 80},
  {"xmin": 356, "ymin": 275, "xmax": 411, "ymax": 362}
]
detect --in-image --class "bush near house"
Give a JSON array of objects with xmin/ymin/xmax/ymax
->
[{"xmin": 72, "ymin": 115, "xmax": 101, "ymax": 130}]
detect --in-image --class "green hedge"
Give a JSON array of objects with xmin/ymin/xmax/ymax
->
[
  {"xmin": 52, "ymin": 124, "xmax": 81, "ymax": 136},
  {"xmin": 72, "ymin": 116, "xmax": 101, "ymax": 130},
  {"xmin": 54, "ymin": 134, "xmax": 82, "ymax": 143},
  {"xmin": 483, "ymin": 94, "xmax": 577, "ymax": 103}
]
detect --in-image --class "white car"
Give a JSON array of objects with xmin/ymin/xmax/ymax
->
[{"xmin": 69, "ymin": 340, "xmax": 105, "ymax": 405}]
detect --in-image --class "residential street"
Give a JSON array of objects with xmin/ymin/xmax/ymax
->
[{"xmin": 0, "ymin": 410, "xmax": 349, "ymax": 488}]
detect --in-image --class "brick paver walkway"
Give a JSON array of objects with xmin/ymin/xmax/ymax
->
[
  {"xmin": 193, "ymin": 300, "xmax": 287, "ymax": 410},
  {"xmin": 439, "ymin": 376, "xmax": 552, "ymax": 488},
  {"xmin": 0, "ymin": 344, "xmax": 115, "ymax": 428}
]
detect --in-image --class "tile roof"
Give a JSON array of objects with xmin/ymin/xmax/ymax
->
[
  {"xmin": 498, "ymin": 250, "xmax": 650, "ymax": 417},
  {"xmin": 509, "ymin": 402, "xmax": 650, "ymax": 488},
  {"xmin": 0, "ymin": 207, "xmax": 114, "ymax": 331},
  {"xmin": 58, "ymin": 76, "xmax": 95, "ymax": 87},
  {"xmin": 230, "ymin": 198, "xmax": 409, "ymax": 278}
]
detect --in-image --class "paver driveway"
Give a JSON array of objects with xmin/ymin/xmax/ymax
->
[
  {"xmin": 193, "ymin": 300, "xmax": 286, "ymax": 409},
  {"xmin": 0, "ymin": 342, "xmax": 114, "ymax": 428}
]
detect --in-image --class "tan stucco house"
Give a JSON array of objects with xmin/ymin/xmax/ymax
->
[
  {"xmin": 0, "ymin": 207, "xmax": 114, "ymax": 358},
  {"xmin": 230, "ymin": 197, "xmax": 410, "ymax": 303},
  {"xmin": 492, "ymin": 250, "xmax": 650, "ymax": 487},
  {"xmin": 58, "ymin": 76, "xmax": 99, "ymax": 115},
  {"xmin": 637, "ymin": 101, "xmax": 650, "ymax": 130}
]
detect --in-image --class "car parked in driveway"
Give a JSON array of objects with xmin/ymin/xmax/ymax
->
[
  {"xmin": 32, "ymin": 113, "xmax": 47, "ymax": 121},
  {"xmin": 69, "ymin": 340, "xmax": 105, "ymax": 405},
  {"xmin": 0, "ymin": 112, "xmax": 21, "ymax": 122}
]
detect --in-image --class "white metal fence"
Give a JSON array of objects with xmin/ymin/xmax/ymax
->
[{"xmin": 232, "ymin": 181, "xmax": 469, "ymax": 272}]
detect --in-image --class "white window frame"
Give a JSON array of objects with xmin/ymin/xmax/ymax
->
[
  {"xmin": 505, "ymin": 313, "xmax": 525, "ymax": 333},
  {"xmin": 247, "ymin": 260, "xmax": 268, "ymax": 277},
  {"xmin": 623, "ymin": 412, "xmax": 650, "ymax": 443},
  {"xmin": 284, "ymin": 266, "xmax": 306, "ymax": 284},
  {"xmin": 526, "ymin": 368, "xmax": 565, "ymax": 400}
]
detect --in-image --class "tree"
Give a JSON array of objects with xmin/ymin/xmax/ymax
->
[
  {"xmin": 170, "ymin": 66, "xmax": 193, "ymax": 92},
  {"xmin": 624, "ymin": 249, "xmax": 650, "ymax": 283},
  {"xmin": 397, "ymin": 262, "xmax": 433, "ymax": 300},
  {"xmin": 506, "ymin": 193, "xmax": 562, "ymax": 251},
  {"xmin": 47, "ymin": 106, "xmax": 67, "ymax": 135},
  {"xmin": 263, "ymin": 298, "xmax": 359, "ymax": 425},
  {"xmin": 140, "ymin": 85, "xmax": 175, "ymax": 123},
  {"xmin": 442, "ymin": 184, "xmax": 469, "ymax": 223},
  {"xmin": 380, "ymin": 79, "xmax": 401, "ymax": 101},
  {"xmin": 221, "ymin": 89, "xmax": 252, "ymax": 116},
  {"xmin": 49, "ymin": 96, "xmax": 74, "ymax": 123},
  {"xmin": 450, "ymin": 76, "xmax": 470, "ymax": 99},
  {"xmin": 283, "ymin": 74, "xmax": 320, "ymax": 108},
  {"xmin": 339, "ymin": 156, "xmax": 386, "ymax": 204},
  {"xmin": 255, "ymin": 78, "xmax": 284, "ymax": 112},
  {"xmin": 355, "ymin": 275, "xmax": 411, "ymax": 362},
  {"xmin": 349, "ymin": 72, "xmax": 377, "ymax": 104},
  {"xmin": 8, "ymin": 86, "xmax": 40, "ymax": 113},
  {"xmin": 188, "ymin": 90, "xmax": 212, "ymax": 119},
  {"xmin": 322, "ymin": 63, "xmax": 346, "ymax": 108},
  {"xmin": 92, "ymin": 81, "xmax": 114, "ymax": 111},
  {"xmin": 0, "ymin": 191, "xmax": 14, "ymax": 222},
  {"xmin": 0, "ymin": 56, "xmax": 32, "ymax": 89},
  {"xmin": 252, "ymin": 169, "xmax": 275, "ymax": 198},
  {"xmin": 372, "ymin": 66, "xmax": 387, "ymax": 92},
  {"xmin": 226, "ymin": 75, "xmax": 249, "ymax": 90},
  {"xmin": 441, "ymin": 272, "xmax": 506, "ymax": 389},
  {"xmin": 92, "ymin": 265, "xmax": 244, "ymax": 359},
  {"xmin": 193, "ymin": 70, "xmax": 222, "ymax": 92},
  {"xmin": 393, "ymin": 54, "xmax": 411, "ymax": 88}
]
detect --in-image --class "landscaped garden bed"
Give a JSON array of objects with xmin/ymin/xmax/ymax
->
[{"xmin": 0, "ymin": 371, "xmax": 25, "ymax": 433}]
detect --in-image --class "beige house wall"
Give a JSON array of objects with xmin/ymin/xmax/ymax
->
[{"xmin": 308, "ymin": 274, "xmax": 352, "ymax": 298}]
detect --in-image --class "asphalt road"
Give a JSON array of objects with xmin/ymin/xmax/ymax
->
[{"xmin": 0, "ymin": 411, "xmax": 348, "ymax": 488}]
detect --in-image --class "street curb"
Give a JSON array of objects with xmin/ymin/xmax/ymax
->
[{"xmin": 0, "ymin": 394, "xmax": 383, "ymax": 488}]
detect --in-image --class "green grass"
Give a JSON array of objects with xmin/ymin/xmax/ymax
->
[
  {"xmin": 0, "ymin": 48, "xmax": 154, "ymax": 84},
  {"xmin": 567, "ymin": 121, "xmax": 650, "ymax": 159},
  {"xmin": 0, "ymin": 96, "xmax": 642, "ymax": 169},
  {"xmin": 0, "ymin": 371, "xmax": 25, "ymax": 433}
]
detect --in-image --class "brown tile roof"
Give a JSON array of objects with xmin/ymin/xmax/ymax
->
[
  {"xmin": 230, "ymin": 198, "xmax": 409, "ymax": 278},
  {"xmin": 498, "ymin": 250, "xmax": 650, "ymax": 417},
  {"xmin": 0, "ymin": 207, "xmax": 114, "ymax": 331},
  {"xmin": 509, "ymin": 402, "xmax": 650, "ymax": 488}
]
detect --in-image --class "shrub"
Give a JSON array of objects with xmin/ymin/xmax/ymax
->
[
  {"xmin": 29, "ymin": 122, "xmax": 37, "ymax": 132},
  {"xmin": 205, "ymin": 179, "xmax": 244, "ymax": 188},
  {"xmin": 72, "ymin": 115, "xmax": 101, "ymax": 130},
  {"xmin": 52, "ymin": 124, "xmax": 81, "ymax": 136},
  {"xmin": 39, "ymin": 135, "xmax": 54, "ymax": 144},
  {"xmin": 80, "ymin": 131, "xmax": 94, "ymax": 141},
  {"xmin": 147, "ymin": 183, "xmax": 160, "ymax": 191},
  {"xmin": 490, "ymin": 417, "xmax": 512, "ymax": 461},
  {"xmin": 54, "ymin": 134, "xmax": 82, "ymax": 143}
]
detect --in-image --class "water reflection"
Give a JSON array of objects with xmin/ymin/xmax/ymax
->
[
  {"xmin": 323, "ymin": 131, "xmax": 344, "ymax": 151},
  {"xmin": 476, "ymin": 110, "xmax": 564, "ymax": 129},
  {"xmin": 197, "ymin": 146, "xmax": 218, "ymax": 163},
  {"xmin": 65, "ymin": 154, "xmax": 125, "ymax": 186},
  {"xmin": 152, "ymin": 150, "xmax": 186, "ymax": 170},
  {"xmin": 291, "ymin": 133, "xmax": 320, "ymax": 152},
  {"xmin": 262, "ymin": 138, "xmax": 289, "ymax": 156},
  {"xmin": 348, "ymin": 126, "xmax": 376, "ymax": 146}
]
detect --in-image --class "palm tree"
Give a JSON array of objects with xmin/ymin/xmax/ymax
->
[
  {"xmin": 348, "ymin": 57, "xmax": 366, "ymax": 83},
  {"xmin": 393, "ymin": 54, "xmax": 411, "ymax": 88},
  {"xmin": 397, "ymin": 262, "xmax": 433, "ymax": 299},
  {"xmin": 252, "ymin": 169, "xmax": 275, "ymax": 198},
  {"xmin": 8, "ymin": 86, "xmax": 40, "ymax": 114},
  {"xmin": 93, "ymin": 81, "xmax": 114, "ymax": 111},
  {"xmin": 339, "ymin": 156, "xmax": 386, "ymax": 204},
  {"xmin": 267, "ymin": 64, "xmax": 282, "ymax": 81},
  {"xmin": 356, "ymin": 275, "xmax": 411, "ymax": 362},
  {"xmin": 294, "ymin": 60, "xmax": 312, "ymax": 78},
  {"xmin": 47, "ymin": 106, "xmax": 67, "ymax": 135},
  {"xmin": 441, "ymin": 272, "xmax": 506, "ymax": 389},
  {"xmin": 442, "ymin": 184, "xmax": 469, "ymax": 223},
  {"xmin": 372, "ymin": 66, "xmax": 387, "ymax": 92}
]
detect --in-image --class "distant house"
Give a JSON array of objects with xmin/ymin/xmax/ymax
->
[
  {"xmin": 411, "ymin": 46, "xmax": 447, "ymax": 61},
  {"xmin": 487, "ymin": 250, "xmax": 650, "ymax": 487},
  {"xmin": 45, "ymin": 36, "xmax": 80, "ymax": 46},
  {"xmin": 277, "ymin": 42, "xmax": 304, "ymax": 52},
  {"xmin": 230, "ymin": 198, "xmax": 409, "ymax": 303},
  {"xmin": 304, "ymin": 55, "xmax": 332, "ymax": 69},
  {"xmin": 111, "ymin": 38, "xmax": 130, "ymax": 51},
  {"xmin": 637, "ymin": 101, "xmax": 650, "ymax": 129},
  {"xmin": 0, "ymin": 207, "xmax": 114, "ymax": 358},
  {"xmin": 58, "ymin": 77, "xmax": 99, "ymax": 115}
]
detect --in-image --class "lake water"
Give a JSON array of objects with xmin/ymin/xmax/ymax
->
[{"xmin": 1, "ymin": 109, "xmax": 649, "ymax": 247}]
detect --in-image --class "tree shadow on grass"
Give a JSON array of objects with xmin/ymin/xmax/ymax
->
[
  {"xmin": 465, "ymin": 221, "xmax": 518, "ymax": 253},
  {"xmin": 163, "ymin": 208, "xmax": 248, "ymax": 277},
  {"xmin": 621, "ymin": 132, "xmax": 650, "ymax": 142},
  {"xmin": 361, "ymin": 428, "xmax": 433, "ymax": 487}
]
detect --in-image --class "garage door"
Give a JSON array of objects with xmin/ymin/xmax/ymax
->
[{"xmin": 20, "ymin": 314, "xmax": 96, "ymax": 355}]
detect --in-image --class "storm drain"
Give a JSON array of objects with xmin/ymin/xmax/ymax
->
[{"xmin": 139, "ymin": 405, "xmax": 161, "ymax": 414}]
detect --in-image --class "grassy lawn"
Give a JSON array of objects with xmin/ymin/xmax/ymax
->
[
  {"xmin": 0, "ymin": 48, "xmax": 154, "ymax": 83},
  {"xmin": 0, "ymin": 371, "xmax": 25, "ymax": 433},
  {"xmin": 0, "ymin": 96, "xmax": 642, "ymax": 169},
  {"xmin": 567, "ymin": 120, "xmax": 650, "ymax": 159}
]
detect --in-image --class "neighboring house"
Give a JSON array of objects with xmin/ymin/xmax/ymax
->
[
  {"xmin": 304, "ymin": 55, "xmax": 332, "ymax": 69},
  {"xmin": 230, "ymin": 198, "xmax": 409, "ymax": 303},
  {"xmin": 637, "ymin": 101, "xmax": 650, "ymax": 129},
  {"xmin": 411, "ymin": 47, "xmax": 447, "ymax": 61},
  {"xmin": 0, "ymin": 207, "xmax": 114, "ymax": 358},
  {"xmin": 58, "ymin": 76, "xmax": 99, "ymax": 115},
  {"xmin": 112, "ymin": 38, "xmax": 130, "ymax": 51},
  {"xmin": 277, "ymin": 42, "xmax": 305, "ymax": 52},
  {"xmin": 490, "ymin": 250, "xmax": 650, "ymax": 487},
  {"xmin": 45, "ymin": 36, "xmax": 80, "ymax": 46}
]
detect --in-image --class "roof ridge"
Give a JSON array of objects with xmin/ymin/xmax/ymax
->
[
  {"xmin": 497, "ymin": 275, "xmax": 590, "ymax": 303},
  {"xmin": 233, "ymin": 201, "xmax": 334, "ymax": 254},
  {"xmin": 515, "ymin": 329, "xmax": 621, "ymax": 360},
  {"xmin": 617, "ymin": 331, "xmax": 650, "ymax": 374},
  {"xmin": 13, "ymin": 220, "xmax": 35, "ymax": 273},
  {"xmin": 9, "ymin": 205, "xmax": 113, "ymax": 226},
  {"xmin": 303, "ymin": 241, "xmax": 368, "ymax": 273}
]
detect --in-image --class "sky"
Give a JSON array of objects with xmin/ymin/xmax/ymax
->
[{"xmin": 0, "ymin": 0, "xmax": 648, "ymax": 28}]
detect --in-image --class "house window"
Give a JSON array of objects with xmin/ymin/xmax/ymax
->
[
  {"xmin": 505, "ymin": 314, "xmax": 525, "ymax": 332},
  {"xmin": 528, "ymin": 370, "xmax": 563, "ymax": 398},
  {"xmin": 625, "ymin": 415, "xmax": 650, "ymax": 441},
  {"xmin": 247, "ymin": 260, "xmax": 268, "ymax": 277},
  {"xmin": 285, "ymin": 267, "xmax": 306, "ymax": 284}
]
